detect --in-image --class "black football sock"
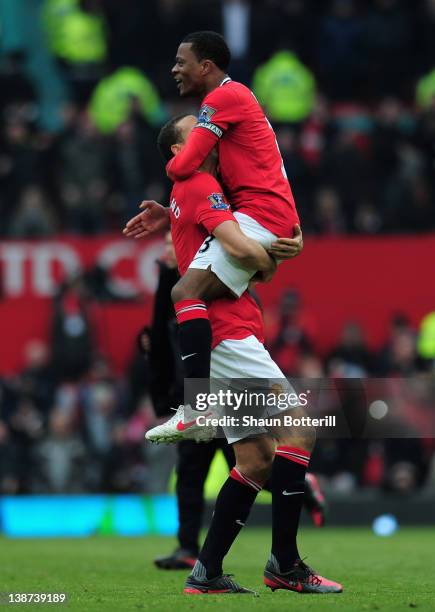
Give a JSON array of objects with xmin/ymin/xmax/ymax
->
[
  {"xmin": 270, "ymin": 446, "xmax": 311, "ymax": 572},
  {"xmin": 192, "ymin": 468, "xmax": 261, "ymax": 580},
  {"xmin": 175, "ymin": 300, "xmax": 212, "ymax": 408}
]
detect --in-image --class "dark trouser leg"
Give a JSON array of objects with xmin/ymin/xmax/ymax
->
[{"xmin": 176, "ymin": 439, "xmax": 220, "ymax": 553}]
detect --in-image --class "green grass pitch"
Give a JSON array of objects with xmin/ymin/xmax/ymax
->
[{"xmin": 1, "ymin": 528, "xmax": 434, "ymax": 611}]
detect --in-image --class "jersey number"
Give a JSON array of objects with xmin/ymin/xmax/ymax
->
[{"xmin": 198, "ymin": 235, "xmax": 215, "ymax": 253}]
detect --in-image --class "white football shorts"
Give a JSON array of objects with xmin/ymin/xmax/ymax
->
[
  {"xmin": 210, "ymin": 334, "xmax": 298, "ymax": 444},
  {"xmin": 188, "ymin": 211, "xmax": 278, "ymax": 297}
]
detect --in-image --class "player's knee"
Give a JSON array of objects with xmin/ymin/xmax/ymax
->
[
  {"xmin": 171, "ymin": 270, "xmax": 210, "ymax": 303},
  {"xmin": 278, "ymin": 423, "xmax": 316, "ymax": 454},
  {"xmin": 171, "ymin": 278, "xmax": 193, "ymax": 304},
  {"xmin": 275, "ymin": 406, "xmax": 316, "ymax": 453},
  {"xmin": 237, "ymin": 444, "xmax": 274, "ymax": 485},
  {"xmin": 299, "ymin": 424, "xmax": 316, "ymax": 452}
]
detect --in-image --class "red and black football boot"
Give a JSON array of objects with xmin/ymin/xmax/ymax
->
[
  {"xmin": 305, "ymin": 473, "xmax": 327, "ymax": 527},
  {"xmin": 154, "ymin": 548, "xmax": 197, "ymax": 570},
  {"xmin": 264, "ymin": 557, "xmax": 343, "ymax": 594},
  {"xmin": 184, "ymin": 573, "xmax": 258, "ymax": 595}
]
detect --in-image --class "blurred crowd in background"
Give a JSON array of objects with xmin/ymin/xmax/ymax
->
[
  {"xmin": 0, "ymin": 273, "xmax": 434, "ymax": 497},
  {"xmin": 1, "ymin": 0, "xmax": 435, "ymax": 497},
  {"xmin": 0, "ymin": 0, "xmax": 435, "ymax": 236}
]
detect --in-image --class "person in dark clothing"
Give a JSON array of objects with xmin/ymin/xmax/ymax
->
[
  {"xmin": 328, "ymin": 321, "xmax": 374, "ymax": 374},
  {"xmin": 147, "ymin": 237, "xmax": 238, "ymax": 567},
  {"xmin": 127, "ymin": 326, "xmax": 152, "ymax": 415},
  {"xmin": 51, "ymin": 275, "xmax": 95, "ymax": 382}
]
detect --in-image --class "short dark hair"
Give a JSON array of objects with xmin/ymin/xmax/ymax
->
[
  {"xmin": 157, "ymin": 114, "xmax": 189, "ymax": 162},
  {"xmin": 182, "ymin": 31, "xmax": 231, "ymax": 71}
]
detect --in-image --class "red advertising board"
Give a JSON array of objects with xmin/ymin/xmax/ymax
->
[{"xmin": 0, "ymin": 234, "xmax": 433, "ymax": 374}]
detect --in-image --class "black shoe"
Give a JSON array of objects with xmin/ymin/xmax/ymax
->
[
  {"xmin": 264, "ymin": 558, "xmax": 343, "ymax": 594},
  {"xmin": 305, "ymin": 473, "xmax": 327, "ymax": 527},
  {"xmin": 184, "ymin": 573, "xmax": 258, "ymax": 595},
  {"xmin": 154, "ymin": 548, "xmax": 197, "ymax": 570}
]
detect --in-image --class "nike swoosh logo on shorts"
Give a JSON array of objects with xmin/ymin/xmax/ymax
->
[
  {"xmin": 235, "ymin": 519, "xmax": 245, "ymax": 526},
  {"xmin": 181, "ymin": 353, "xmax": 197, "ymax": 361},
  {"xmin": 282, "ymin": 490, "xmax": 304, "ymax": 496}
]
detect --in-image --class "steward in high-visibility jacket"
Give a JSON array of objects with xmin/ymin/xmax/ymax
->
[
  {"xmin": 43, "ymin": 0, "xmax": 107, "ymax": 64},
  {"xmin": 252, "ymin": 50, "xmax": 316, "ymax": 123},
  {"xmin": 89, "ymin": 67, "xmax": 167, "ymax": 133},
  {"xmin": 418, "ymin": 312, "xmax": 435, "ymax": 359},
  {"xmin": 416, "ymin": 69, "xmax": 435, "ymax": 110}
]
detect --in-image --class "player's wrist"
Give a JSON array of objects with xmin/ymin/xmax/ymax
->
[{"xmin": 268, "ymin": 253, "xmax": 279, "ymax": 269}]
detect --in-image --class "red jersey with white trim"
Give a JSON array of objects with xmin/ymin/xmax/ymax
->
[
  {"xmin": 169, "ymin": 170, "xmax": 264, "ymax": 348},
  {"xmin": 167, "ymin": 78, "xmax": 299, "ymax": 237}
]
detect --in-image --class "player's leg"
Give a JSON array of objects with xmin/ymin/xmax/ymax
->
[
  {"xmin": 265, "ymin": 407, "xmax": 342, "ymax": 593},
  {"xmin": 218, "ymin": 436, "xmax": 236, "ymax": 469},
  {"xmin": 184, "ymin": 337, "xmax": 271, "ymax": 594},
  {"xmin": 173, "ymin": 213, "xmax": 277, "ymax": 406},
  {"xmin": 146, "ymin": 215, "xmax": 277, "ymax": 444},
  {"xmin": 154, "ymin": 439, "xmax": 219, "ymax": 570},
  {"xmin": 171, "ymin": 267, "xmax": 230, "ymax": 386},
  {"xmin": 266, "ymin": 406, "xmax": 316, "ymax": 570},
  {"xmin": 171, "ymin": 240, "xmax": 249, "ymax": 409},
  {"xmin": 176, "ymin": 439, "xmax": 220, "ymax": 557},
  {"xmin": 261, "ymin": 457, "xmax": 327, "ymax": 527},
  {"xmin": 182, "ymin": 212, "xmax": 276, "ymax": 302},
  {"xmin": 185, "ymin": 435, "xmax": 274, "ymax": 595},
  {"xmin": 211, "ymin": 335, "xmax": 341, "ymax": 593},
  {"xmin": 215, "ymin": 420, "xmax": 327, "ymax": 527}
]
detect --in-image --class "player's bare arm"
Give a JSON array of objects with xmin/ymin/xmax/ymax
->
[
  {"xmin": 126, "ymin": 196, "xmax": 303, "ymax": 260},
  {"xmin": 171, "ymin": 220, "xmax": 276, "ymax": 305},
  {"xmin": 212, "ymin": 220, "xmax": 276, "ymax": 273},
  {"xmin": 166, "ymin": 128, "xmax": 217, "ymax": 181},
  {"xmin": 122, "ymin": 175, "xmax": 269, "ymax": 269}
]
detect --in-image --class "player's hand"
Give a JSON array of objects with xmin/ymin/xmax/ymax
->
[
  {"xmin": 267, "ymin": 224, "xmax": 303, "ymax": 260},
  {"xmin": 122, "ymin": 200, "xmax": 169, "ymax": 239},
  {"xmin": 252, "ymin": 255, "xmax": 277, "ymax": 283}
]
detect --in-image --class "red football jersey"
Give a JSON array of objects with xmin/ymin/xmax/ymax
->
[
  {"xmin": 167, "ymin": 78, "xmax": 299, "ymax": 237},
  {"xmin": 169, "ymin": 170, "xmax": 264, "ymax": 348}
]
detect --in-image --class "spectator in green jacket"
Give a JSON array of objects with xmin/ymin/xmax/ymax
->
[
  {"xmin": 252, "ymin": 50, "xmax": 316, "ymax": 124},
  {"xmin": 89, "ymin": 67, "xmax": 167, "ymax": 134},
  {"xmin": 416, "ymin": 68, "xmax": 435, "ymax": 110},
  {"xmin": 43, "ymin": 0, "xmax": 107, "ymax": 65}
]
